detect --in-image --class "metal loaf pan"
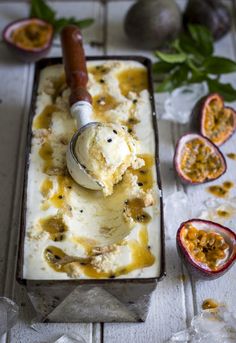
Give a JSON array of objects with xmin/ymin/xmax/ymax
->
[{"xmin": 17, "ymin": 56, "xmax": 165, "ymax": 323}]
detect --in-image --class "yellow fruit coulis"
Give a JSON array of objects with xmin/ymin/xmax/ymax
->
[
  {"xmin": 207, "ymin": 181, "xmax": 234, "ymax": 198},
  {"xmin": 44, "ymin": 226, "xmax": 155, "ymax": 279},
  {"xmin": 117, "ymin": 68, "xmax": 148, "ymax": 97}
]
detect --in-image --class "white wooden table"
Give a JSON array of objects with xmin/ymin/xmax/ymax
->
[{"xmin": 0, "ymin": 1, "xmax": 236, "ymax": 342}]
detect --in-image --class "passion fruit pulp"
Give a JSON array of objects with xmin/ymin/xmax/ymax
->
[
  {"xmin": 177, "ymin": 219, "xmax": 236, "ymax": 279},
  {"xmin": 2, "ymin": 18, "xmax": 53, "ymax": 62},
  {"xmin": 174, "ymin": 133, "xmax": 226, "ymax": 184},
  {"xmin": 192, "ymin": 93, "xmax": 236, "ymax": 146}
]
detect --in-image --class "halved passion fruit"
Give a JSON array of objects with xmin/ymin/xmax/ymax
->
[
  {"xmin": 177, "ymin": 219, "xmax": 236, "ymax": 279},
  {"xmin": 192, "ymin": 93, "xmax": 236, "ymax": 146},
  {"xmin": 2, "ymin": 18, "xmax": 53, "ymax": 62},
  {"xmin": 174, "ymin": 133, "xmax": 226, "ymax": 184}
]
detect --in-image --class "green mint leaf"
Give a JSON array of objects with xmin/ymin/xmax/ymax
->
[
  {"xmin": 30, "ymin": 0, "xmax": 94, "ymax": 34},
  {"xmin": 73, "ymin": 18, "xmax": 94, "ymax": 29},
  {"xmin": 30, "ymin": 0, "xmax": 56, "ymax": 24},
  {"xmin": 204, "ymin": 56, "xmax": 236, "ymax": 74},
  {"xmin": 153, "ymin": 61, "xmax": 176, "ymax": 74},
  {"xmin": 155, "ymin": 51, "xmax": 187, "ymax": 64},
  {"xmin": 53, "ymin": 18, "xmax": 68, "ymax": 33},
  {"xmin": 188, "ymin": 24, "xmax": 213, "ymax": 57},
  {"xmin": 189, "ymin": 71, "xmax": 207, "ymax": 84},
  {"xmin": 178, "ymin": 33, "xmax": 205, "ymax": 61},
  {"xmin": 156, "ymin": 66, "xmax": 188, "ymax": 93},
  {"xmin": 172, "ymin": 65, "xmax": 189, "ymax": 87},
  {"xmin": 54, "ymin": 17, "xmax": 94, "ymax": 33},
  {"xmin": 207, "ymin": 78, "xmax": 236, "ymax": 102}
]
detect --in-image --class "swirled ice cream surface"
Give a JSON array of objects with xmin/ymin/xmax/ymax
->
[{"xmin": 23, "ymin": 60, "xmax": 161, "ymax": 280}]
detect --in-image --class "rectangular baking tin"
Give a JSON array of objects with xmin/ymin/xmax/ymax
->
[{"xmin": 16, "ymin": 56, "xmax": 166, "ymax": 322}]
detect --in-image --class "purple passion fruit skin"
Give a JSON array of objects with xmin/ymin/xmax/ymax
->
[
  {"xmin": 191, "ymin": 93, "xmax": 236, "ymax": 146},
  {"xmin": 174, "ymin": 133, "xmax": 227, "ymax": 184},
  {"xmin": 2, "ymin": 18, "xmax": 54, "ymax": 62},
  {"xmin": 183, "ymin": 0, "xmax": 231, "ymax": 41},
  {"xmin": 177, "ymin": 219, "xmax": 236, "ymax": 280}
]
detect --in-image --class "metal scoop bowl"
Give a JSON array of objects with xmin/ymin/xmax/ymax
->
[{"xmin": 67, "ymin": 122, "xmax": 104, "ymax": 191}]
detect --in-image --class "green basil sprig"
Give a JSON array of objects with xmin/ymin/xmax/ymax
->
[
  {"xmin": 30, "ymin": 0, "xmax": 94, "ymax": 34},
  {"xmin": 153, "ymin": 24, "xmax": 236, "ymax": 102}
]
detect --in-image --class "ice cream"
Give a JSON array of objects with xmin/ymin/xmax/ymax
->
[
  {"xmin": 23, "ymin": 60, "xmax": 161, "ymax": 280},
  {"xmin": 74, "ymin": 122, "xmax": 144, "ymax": 196}
]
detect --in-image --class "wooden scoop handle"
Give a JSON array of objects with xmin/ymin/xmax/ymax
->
[{"xmin": 60, "ymin": 25, "xmax": 92, "ymax": 106}]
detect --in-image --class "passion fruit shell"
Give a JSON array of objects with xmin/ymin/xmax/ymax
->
[
  {"xmin": 183, "ymin": 0, "xmax": 231, "ymax": 41},
  {"xmin": 177, "ymin": 219, "xmax": 236, "ymax": 279},
  {"xmin": 174, "ymin": 133, "xmax": 226, "ymax": 184},
  {"xmin": 124, "ymin": 0, "xmax": 182, "ymax": 49},
  {"xmin": 2, "ymin": 18, "xmax": 53, "ymax": 62},
  {"xmin": 191, "ymin": 93, "xmax": 236, "ymax": 146}
]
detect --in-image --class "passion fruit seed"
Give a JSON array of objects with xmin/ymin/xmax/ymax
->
[
  {"xmin": 180, "ymin": 138, "xmax": 224, "ymax": 182},
  {"xmin": 11, "ymin": 22, "xmax": 51, "ymax": 49},
  {"xmin": 204, "ymin": 98, "xmax": 236, "ymax": 145},
  {"xmin": 184, "ymin": 224, "xmax": 229, "ymax": 270},
  {"xmin": 192, "ymin": 94, "xmax": 236, "ymax": 146}
]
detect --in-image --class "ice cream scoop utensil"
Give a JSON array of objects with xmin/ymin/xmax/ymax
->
[{"xmin": 61, "ymin": 25, "xmax": 103, "ymax": 190}]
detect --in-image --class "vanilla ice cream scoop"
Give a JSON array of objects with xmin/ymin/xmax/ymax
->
[{"xmin": 74, "ymin": 122, "xmax": 141, "ymax": 195}]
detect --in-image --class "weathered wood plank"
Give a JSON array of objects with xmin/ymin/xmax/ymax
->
[
  {"xmin": 0, "ymin": 44, "xmax": 29, "ymax": 296},
  {"xmin": 185, "ymin": 28, "xmax": 236, "ymax": 315}
]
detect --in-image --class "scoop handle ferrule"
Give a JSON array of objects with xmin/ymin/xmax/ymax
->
[
  {"xmin": 71, "ymin": 101, "xmax": 93, "ymax": 128},
  {"xmin": 60, "ymin": 25, "xmax": 92, "ymax": 107}
]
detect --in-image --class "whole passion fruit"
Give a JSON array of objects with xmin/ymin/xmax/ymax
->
[
  {"xmin": 183, "ymin": 0, "xmax": 231, "ymax": 41},
  {"xmin": 192, "ymin": 93, "xmax": 236, "ymax": 146},
  {"xmin": 2, "ymin": 18, "xmax": 53, "ymax": 62},
  {"xmin": 174, "ymin": 133, "xmax": 226, "ymax": 184},
  {"xmin": 177, "ymin": 219, "xmax": 236, "ymax": 279},
  {"xmin": 124, "ymin": 0, "xmax": 182, "ymax": 49}
]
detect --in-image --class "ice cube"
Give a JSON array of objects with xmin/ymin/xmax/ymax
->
[
  {"xmin": 168, "ymin": 328, "xmax": 192, "ymax": 341},
  {"xmin": 199, "ymin": 197, "xmax": 236, "ymax": 229},
  {"xmin": 167, "ymin": 306, "xmax": 236, "ymax": 343},
  {"xmin": 156, "ymin": 83, "xmax": 207, "ymax": 124},
  {"xmin": 0, "ymin": 297, "xmax": 18, "ymax": 337},
  {"xmin": 164, "ymin": 191, "xmax": 191, "ymax": 240},
  {"xmin": 53, "ymin": 333, "xmax": 87, "ymax": 343}
]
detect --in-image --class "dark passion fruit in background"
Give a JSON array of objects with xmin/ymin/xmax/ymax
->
[
  {"xmin": 191, "ymin": 93, "xmax": 236, "ymax": 146},
  {"xmin": 174, "ymin": 133, "xmax": 226, "ymax": 184},
  {"xmin": 177, "ymin": 219, "xmax": 236, "ymax": 279},
  {"xmin": 124, "ymin": 0, "xmax": 182, "ymax": 49},
  {"xmin": 2, "ymin": 18, "xmax": 53, "ymax": 62},
  {"xmin": 183, "ymin": 0, "xmax": 231, "ymax": 40}
]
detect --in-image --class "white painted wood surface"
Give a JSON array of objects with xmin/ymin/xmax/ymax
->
[{"xmin": 0, "ymin": 1, "xmax": 235, "ymax": 342}]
